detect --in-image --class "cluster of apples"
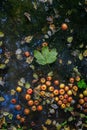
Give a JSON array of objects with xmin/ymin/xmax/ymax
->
[
  {"xmin": 37, "ymin": 76, "xmax": 79, "ymax": 109},
  {"xmin": 11, "ymin": 83, "xmax": 43, "ymax": 123},
  {"xmin": 77, "ymin": 89, "xmax": 87, "ymax": 113},
  {"xmin": 11, "ymin": 75, "xmax": 80, "ymax": 123}
]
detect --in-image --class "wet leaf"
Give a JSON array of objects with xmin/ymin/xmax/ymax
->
[
  {"xmin": 30, "ymin": 65, "xmax": 35, "ymax": 70},
  {"xmin": 26, "ymin": 56, "xmax": 34, "ymax": 64},
  {"xmin": 83, "ymin": 123, "xmax": 87, "ymax": 127},
  {"xmin": 0, "ymin": 97, "xmax": 5, "ymax": 102},
  {"xmin": 0, "ymin": 79, "xmax": 4, "ymax": 86},
  {"xmin": 47, "ymin": 71, "xmax": 53, "ymax": 76},
  {"xmin": 5, "ymin": 59, "xmax": 9, "ymax": 64},
  {"xmin": 61, "ymin": 121, "xmax": 67, "ymax": 127},
  {"xmin": 15, "ymin": 49, "xmax": 22, "ymax": 55},
  {"xmin": 0, "ymin": 32, "xmax": 4, "ymax": 37},
  {"xmin": 83, "ymin": 49, "xmax": 87, "ymax": 57},
  {"xmin": 51, "ymin": 104, "xmax": 58, "ymax": 109},
  {"xmin": 10, "ymin": 126, "xmax": 17, "ymax": 130},
  {"xmin": 24, "ymin": 35, "xmax": 33, "ymax": 43},
  {"xmin": 34, "ymin": 46, "xmax": 58, "ymax": 65},
  {"xmin": 49, "ymin": 109, "xmax": 55, "ymax": 114},
  {"xmin": 18, "ymin": 81, "xmax": 24, "ymax": 87},
  {"xmin": 79, "ymin": 53, "xmax": 83, "ymax": 60},
  {"xmin": 64, "ymin": 126, "xmax": 70, "ymax": 130},
  {"xmin": 68, "ymin": 116, "xmax": 74, "ymax": 122},
  {"xmin": 79, "ymin": 43, "xmax": 84, "ymax": 48},
  {"xmin": 42, "ymin": 125, "xmax": 47, "ymax": 130},
  {"xmin": 20, "ymin": 78, "xmax": 25, "ymax": 84},
  {"xmin": 0, "ymin": 64, "xmax": 6, "ymax": 69},
  {"xmin": 45, "ymin": 119, "xmax": 52, "ymax": 125},
  {"xmin": 67, "ymin": 60, "xmax": 72, "ymax": 64},
  {"xmin": 10, "ymin": 89, "xmax": 16, "ymax": 95},
  {"xmin": 25, "ymin": 82, "xmax": 30, "ymax": 89},
  {"xmin": 8, "ymin": 113, "xmax": 13, "ymax": 120},
  {"xmin": 56, "ymin": 124, "xmax": 62, "ymax": 130},
  {"xmin": 33, "ymin": 73, "xmax": 38, "ymax": 79},
  {"xmin": 0, "ymin": 41, "xmax": 3, "ymax": 46},
  {"xmin": 67, "ymin": 36, "xmax": 73, "ymax": 43},
  {"xmin": 80, "ymin": 113, "xmax": 85, "ymax": 118},
  {"xmin": 3, "ymin": 112, "xmax": 9, "ymax": 116},
  {"xmin": 64, "ymin": 107, "xmax": 74, "ymax": 112},
  {"xmin": 16, "ymin": 54, "xmax": 23, "ymax": 60},
  {"xmin": 77, "ymin": 79, "xmax": 87, "ymax": 89}
]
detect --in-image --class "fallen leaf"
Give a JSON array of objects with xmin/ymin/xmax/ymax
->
[{"xmin": 0, "ymin": 97, "xmax": 5, "ymax": 102}]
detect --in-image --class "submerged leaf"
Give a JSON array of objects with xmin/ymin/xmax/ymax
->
[
  {"xmin": 0, "ymin": 64, "xmax": 6, "ymax": 69},
  {"xmin": 0, "ymin": 32, "xmax": 4, "ymax": 37},
  {"xmin": 0, "ymin": 41, "xmax": 3, "ymax": 46},
  {"xmin": 67, "ymin": 36, "xmax": 73, "ymax": 43},
  {"xmin": 33, "ymin": 73, "xmax": 38, "ymax": 79},
  {"xmin": 3, "ymin": 112, "xmax": 9, "ymax": 116},
  {"xmin": 47, "ymin": 71, "xmax": 53, "ymax": 76},
  {"xmin": 25, "ymin": 82, "xmax": 30, "ymax": 89},
  {"xmin": 0, "ymin": 97, "xmax": 5, "ymax": 102}
]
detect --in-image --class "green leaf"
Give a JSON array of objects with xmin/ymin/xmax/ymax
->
[
  {"xmin": 64, "ymin": 107, "xmax": 74, "ymax": 112},
  {"xmin": 25, "ymin": 82, "xmax": 30, "ymax": 89},
  {"xmin": 0, "ymin": 96, "xmax": 5, "ymax": 102},
  {"xmin": 0, "ymin": 41, "xmax": 3, "ymax": 46},
  {"xmin": 0, "ymin": 32, "xmax": 4, "ymax": 37},
  {"xmin": 77, "ymin": 79, "xmax": 87, "ymax": 89},
  {"xmin": 34, "ymin": 50, "xmax": 46, "ymax": 65},
  {"xmin": 34, "ymin": 46, "xmax": 58, "ymax": 65},
  {"xmin": 0, "ymin": 64, "xmax": 6, "ymax": 69},
  {"xmin": 67, "ymin": 36, "xmax": 73, "ymax": 43}
]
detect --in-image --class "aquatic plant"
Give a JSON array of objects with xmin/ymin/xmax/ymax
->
[
  {"xmin": 77, "ymin": 79, "xmax": 87, "ymax": 89},
  {"xmin": 34, "ymin": 46, "xmax": 58, "ymax": 65}
]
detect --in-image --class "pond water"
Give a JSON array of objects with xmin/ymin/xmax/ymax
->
[{"xmin": 0, "ymin": 1, "xmax": 87, "ymax": 130}]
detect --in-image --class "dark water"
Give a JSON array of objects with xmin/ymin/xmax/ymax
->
[{"xmin": 0, "ymin": 0, "xmax": 87, "ymax": 129}]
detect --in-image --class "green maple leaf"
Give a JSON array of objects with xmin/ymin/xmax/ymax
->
[{"xmin": 34, "ymin": 46, "xmax": 58, "ymax": 65}]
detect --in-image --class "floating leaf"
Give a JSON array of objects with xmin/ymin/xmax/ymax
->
[
  {"xmin": 0, "ymin": 32, "xmax": 4, "ymax": 37},
  {"xmin": 67, "ymin": 36, "xmax": 73, "ymax": 43},
  {"xmin": 18, "ymin": 81, "xmax": 24, "ymax": 87},
  {"xmin": 83, "ymin": 49, "xmax": 87, "ymax": 57},
  {"xmin": 0, "ymin": 41, "xmax": 3, "ymax": 46},
  {"xmin": 0, "ymin": 96, "xmax": 5, "ymax": 102},
  {"xmin": 64, "ymin": 107, "xmax": 74, "ymax": 112},
  {"xmin": 20, "ymin": 78, "xmax": 25, "ymax": 84},
  {"xmin": 5, "ymin": 59, "xmax": 9, "ymax": 64},
  {"xmin": 34, "ymin": 46, "xmax": 58, "ymax": 65},
  {"xmin": 3, "ymin": 112, "xmax": 9, "ymax": 116},
  {"xmin": 8, "ymin": 113, "xmax": 13, "ymax": 120},
  {"xmin": 49, "ymin": 109, "xmax": 55, "ymax": 114},
  {"xmin": 30, "ymin": 65, "xmax": 35, "ymax": 70},
  {"xmin": 45, "ymin": 119, "xmax": 52, "ymax": 125},
  {"xmin": 24, "ymin": 35, "xmax": 33, "ymax": 43},
  {"xmin": 33, "ymin": 73, "xmax": 38, "ymax": 79},
  {"xmin": 10, "ymin": 89, "xmax": 16, "ymax": 95},
  {"xmin": 61, "ymin": 121, "xmax": 67, "ymax": 126},
  {"xmin": 56, "ymin": 124, "xmax": 61, "ymax": 130},
  {"xmin": 79, "ymin": 53, "xmax": 83, "ymax": 60},
  {"xmin": 25, "ymin": 82, "xmax": 30, "ymax": 89},
  {"xmin": 26, "ymin": 56, "xmax": 34, "ymax": 64},
  {"xmin": 80, "ymin": 113, "xmax": 85, "ymax": 118},
  {"xmin": 15, "ymin": 49, "xmax": 22, "ymax": 55},
  {"xmin": 77, "ymin": 79, "xmax": 87, "ymax": 89},
  {"xmin": 0, "ymin": 64, "xmax": 6, "ymax": 69},
  {"xmin": 51, "ymin": 104, "xmax": 58, "ymax": 109},
  {"xmin": 47, "ymin": 71, "xmax": 53, "ymax": 76},
  {"xmin": 68, "ymin": 116, "xmax": 74, "ymax": 122},
  {"xmin": 10, "ymin": 126, "xmax": 17, "ymax": 130}
]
